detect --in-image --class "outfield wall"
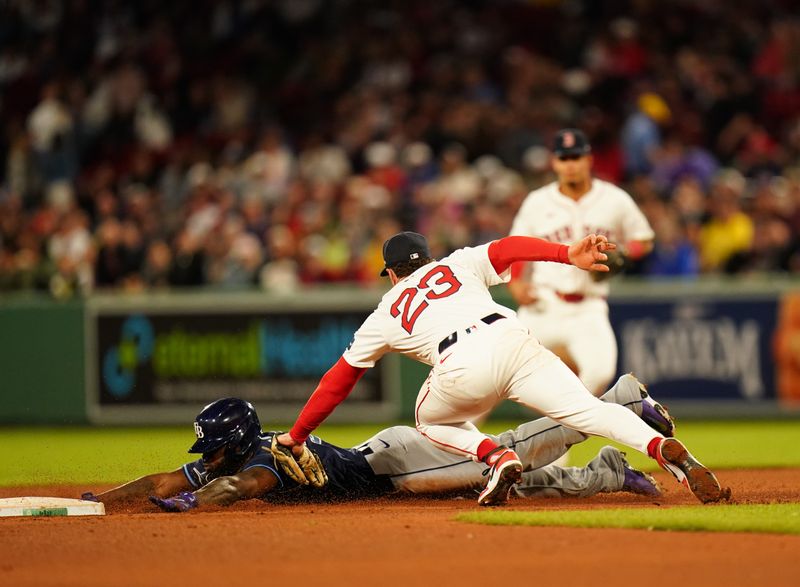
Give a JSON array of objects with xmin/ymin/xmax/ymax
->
[{"xmin": 2, "ymin": 279, "xmax": 800, "ymax": 424}]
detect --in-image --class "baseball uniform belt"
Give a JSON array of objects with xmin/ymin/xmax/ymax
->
[
  {"xmin": 437, "ymin": 313, "xmax": 506, "ymax": 354},
  {"xmin": 556, "ymin": 292, "xmax": 586, "ymax": 303}
]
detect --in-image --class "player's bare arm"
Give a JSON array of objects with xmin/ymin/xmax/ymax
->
[
  {"xmin": 507, "ymin": 278, "xmax": 538, "ymax": 305},
  {"xmin": 507, "ymin": 262, "xmax": 538, "ymax": 305},
  {"xmin": 87, "ymin": 469, "xmax": 191, "ymax": 506},
  {"xmin": 192, "ymin": 467, "xmax": 278, "ymax": 506}
]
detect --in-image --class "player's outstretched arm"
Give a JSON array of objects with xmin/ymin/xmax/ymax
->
[
  {"xmin": 194, "ymin": 467, "xmax": 278, "ymax": 506},
  {"xmin": 84, "ymin": 469, "xmax": 191, "ymax": 506},
  {"xmin": 149, "ymin": 468, "xmax": 279, "ymax": 512}
]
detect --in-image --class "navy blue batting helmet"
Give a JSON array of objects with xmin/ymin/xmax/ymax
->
[{"xmin": 189, "ymin": 398, "xmax": 262, "ymax": 476}]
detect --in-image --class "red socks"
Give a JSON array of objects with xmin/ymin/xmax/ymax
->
[
  {"xmin": 647, "ymin": 437, "xmax": 663, "ymax": 460},
  {"xmin": 477, "ymin": 439, "xmax": 501, "ymax": 463}
]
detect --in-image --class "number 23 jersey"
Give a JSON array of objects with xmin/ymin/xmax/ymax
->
[{"xmin": 343, "ymin": 243, "xmax": 515, "ymax": 368}]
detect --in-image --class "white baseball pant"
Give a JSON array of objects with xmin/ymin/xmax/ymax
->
[
  {"xmin": 414, "ymin": 318, "xmax": 660, "ymax": 460},
  {"xmin": 517, "ymin": 293, "xmax": 617, "ymax": 396}
]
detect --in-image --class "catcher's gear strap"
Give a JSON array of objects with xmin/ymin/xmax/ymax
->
[
  {"xmin": 489, "ymin": 236, "xmax": 570, "ymax": 275},
  {"xmin": 289, "ymin": 357, "xmax": 367, "ymax": 444}
]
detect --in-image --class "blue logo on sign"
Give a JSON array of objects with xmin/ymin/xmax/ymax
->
[{"xmin": 102, "ymin": 315, "xmax": 155, "ymax": 397}]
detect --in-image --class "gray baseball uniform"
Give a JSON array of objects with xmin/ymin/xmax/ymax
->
[{"xmin": 360, "ymin": 373, "xmax": 645, "ymax": 498}]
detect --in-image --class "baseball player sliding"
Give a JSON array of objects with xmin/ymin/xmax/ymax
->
[
  {"xmin": 274, "ymin": 230, "xmax": 729, "ymax": 506},
  {"xmin": 509, "ymin": 128, "xmax": 654, "ymax": 396},
  {"xmin": 83, "ymin": 375, "xmax": 672, "ymax": 511}
]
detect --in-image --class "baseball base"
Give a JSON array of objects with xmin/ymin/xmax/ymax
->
[{"xmin": 0, "ymin": 497, "xmax": 105, "ymax": 517}]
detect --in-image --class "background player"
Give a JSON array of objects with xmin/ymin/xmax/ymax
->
[
  {"xmin": 508, "ymin": 128, "xmax": 655, "ymax": 396},
  {"xmin": 273, "ymin": 230, "xmax": 727, "ymax": 506},
  {"xmin": 82, "ymin": 374, "xmax": 674, "ymax": 512}
]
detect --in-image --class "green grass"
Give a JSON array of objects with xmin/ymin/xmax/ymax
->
[
  {"xmin": 528, "ymin": 420, "xmax": 800, "ymax": 472},
  {"xmin": 2, "ymin": 420, "xmax": 800, "ymax": 485},
  {"xmin": 457, "ymin": 504, "xmax": 800, "ymax": 535}
]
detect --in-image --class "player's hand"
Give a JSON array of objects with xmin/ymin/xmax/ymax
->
[
  {"xmin": 568, "ymin": 234, "xmax": 617, "ymax": 272},
  {"xmin": 149, "ymin": 491, "xmax": 198, "ymax": 513},
  {"xmin": 270, "ymin": 435, "xmax": 310, "ymax": 485},
  {"xmin": 270, "ymin": 434, "xmax": 329, "ymax": 488},
  {"xmin": 507, "ymin": 279, "xmax": 538, "ymax": 306},
  {"xmin": 80, "ymin": 492, "xmax": 100, "ymax": 502},
  {"xmin": 276, "ymin": 432, "xmax": 304, "ymax": 457}
]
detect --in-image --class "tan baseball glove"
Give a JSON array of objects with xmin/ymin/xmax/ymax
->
[{"xmin": 269, "ymin": 435, "xmax": 329, "ymax": 488}]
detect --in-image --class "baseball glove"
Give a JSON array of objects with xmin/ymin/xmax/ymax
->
[
  {"xmin": 590, "ymin": 249, "xmax": 628, "ymax": 282},
  {"xmin": 269, "ymin": 435, "xmax": 329, "ymax": 488}
]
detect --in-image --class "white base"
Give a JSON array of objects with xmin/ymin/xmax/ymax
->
[{"xmin": 0, "ymin": 497, "xmax": 105, "ymax": 517}]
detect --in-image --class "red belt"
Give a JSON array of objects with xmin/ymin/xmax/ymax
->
[{"xmin": 556, "ymin": 292, "xmax": 586, "ymax": 303}]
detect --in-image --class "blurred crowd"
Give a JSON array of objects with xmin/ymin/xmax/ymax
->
[{"xmin": 2, "ymin": 0, "xmax": 800, "ymax": 297}]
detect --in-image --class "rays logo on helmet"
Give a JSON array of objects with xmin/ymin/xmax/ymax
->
[{"xmin": 194, "ymin": 422, "xmax": 204, "ymax": 439}]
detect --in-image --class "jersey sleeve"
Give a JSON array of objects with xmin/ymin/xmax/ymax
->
[
  {"xmin": 240, "ymin": 448, "xmax": 285, "ymax": 489},
  {"xmin": 619, "ymin": 189, "xmax": 655, "ymax": 242},
  {"xmin": 181, "ymin": 458, "xmax": 210, "ymax": 489},
  {"xmin": 445, "ymin": 243, "xmax": 511, "ymax": 286},
  {"xmin": 342, "ymin": 311, "xmax": 391, "ymax": 368},
  {"xmin": 510, "ymin": 194, "xmax": 536, "ymax": 236}
]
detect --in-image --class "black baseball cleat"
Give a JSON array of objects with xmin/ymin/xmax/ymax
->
[
  {"xmin": 655, "ymin": 438, "xmax": 731, "ymax": 504},
  {"xmin": 478, "ymin": 449, "xmax": 523, "ymax": 506}
]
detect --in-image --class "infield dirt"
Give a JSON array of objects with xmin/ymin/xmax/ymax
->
[{"xmin": 1, "ymin": 468, "xmax": 799, "ymax": 587}]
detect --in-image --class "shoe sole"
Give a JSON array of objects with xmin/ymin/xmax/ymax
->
[
  {"xmin": 478, "ymin": 461, "xmax": 523, "ymax": 507},
  {"xmin": 660, "ymin": 439, "xmax": 730, "ymax": 504}
]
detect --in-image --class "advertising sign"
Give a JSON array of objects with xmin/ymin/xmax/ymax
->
[
  {"xmin": 611, "ymin": 297, "xmax": 777, "ymax": 402},
  {"xmin": 87, "ymin": 303, "xmax": 396, "ymax": 424}
]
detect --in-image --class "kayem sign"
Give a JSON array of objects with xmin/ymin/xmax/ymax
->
[{"xmin": 611, "ymin": 298, "xmax": 777, "ymax": 402}]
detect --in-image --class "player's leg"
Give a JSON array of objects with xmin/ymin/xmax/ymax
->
[
  {"xmin": 495, "ymin": 372, "xmax": 672, "ymax": 469},
  {"xmin": 507, "ymin": 352, "xmax": 661, "ymax": 454},
  {"xmin": 513, "ymin": 446, "xmax": 659, "ymax": 499},
  {"xmin": 506, "ymin": 351, "xmax": 727, "ymax": 503},
  {"xmin": 414, "ymin": 373, "xmax": 494, "ymax": 459},
  {"xmin": 360, "ymin": 425, "xmax": 488, "ymax": 494},
  {"xmin": 359, "ymin": 427, "xmax": 658, "ymax": 499},
  {"xmin": 414, "ymin": 335, "xmax": 524, "ymax": 505},
  {"xmin": 564, "ymin": 301, "xmax": 617, "ymax": 396}
]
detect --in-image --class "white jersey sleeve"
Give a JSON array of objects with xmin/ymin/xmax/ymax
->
[
  {"xmin": 342, "ymin": 311, "xmax": 391, "ymax": 369},
  {"xmin": 618, "ymin": 188, "xmax": 655, "ymax": 243},
  {"xmin": 443, "ymin": 243, "xmax": 511, "ymax": 286},
  {"xmin": 510, "ymin": 195, "xmax": 537, "ymax": 237}
]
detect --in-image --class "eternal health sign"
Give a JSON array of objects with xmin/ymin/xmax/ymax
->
[{"xmin": 88, "ymin": 305, "xmax": 394, "ymax": 423}]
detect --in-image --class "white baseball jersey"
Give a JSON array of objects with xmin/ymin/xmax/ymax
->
[
  {"xmin": 510, "ymin": 179, "xmax": 654, "ymax": 296},
  {"xmin": 343, "ymin": 244, "xmax": 515, "ymax": 368}
]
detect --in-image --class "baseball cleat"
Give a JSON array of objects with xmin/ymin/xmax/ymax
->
[
  {"xmin": 620, "ymin": 459, "xmax": 661, "ymax": 497},
  {"xmin": 629, "ymin": 374, "xmax": 676, "ymax": 437},
  {"xmin": 598, "ymin": 446, "xmax": 661, "ymax": 497},
  {"xmin": 478, "ymin": 449, "xmax": 523, "ymax": 507},
  {"xmin": 655, "ymin": 438, "xmax": 731, "ymax": 504}
]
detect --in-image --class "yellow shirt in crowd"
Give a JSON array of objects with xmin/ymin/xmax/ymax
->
[{"xmin": 699, "ymin": 212, "xmax": 754, "ymax": 270}]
